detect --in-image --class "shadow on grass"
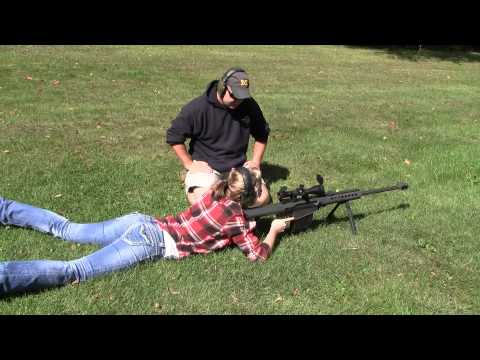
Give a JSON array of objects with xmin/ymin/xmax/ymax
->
[
  {"xmin": 260, "ymin": 162, "xmax": 290, "ymax": 185},
  {"xmin": 0, "ymin": 285, "xmax": 62, "ymax": 301},
  {"xmin": 347, "ymin": 46, "xmax": 480, "ymax": 63},
  {"xmin": 319, "ymin": 202, "xmax": 410, "ymax": 232}
]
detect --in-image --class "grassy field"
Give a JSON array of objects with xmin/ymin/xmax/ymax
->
[{"xmin": 1, "ymin": 45, "xmax": 479, "ymax": 314}]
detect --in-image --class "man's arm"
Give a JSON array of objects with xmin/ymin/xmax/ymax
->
[
  {"xmin": 246, "ymin": 97, "xmax": 270, "ymax": 169},
  {"xmin": 170, "ymin": 144, "xmax": 212, "ymax": 173},
  {"xmin": 167, "ymin": 106, "xmax": 204, "ymax": 172},
  {"xmin": 171, "ymin": 144, "xmax": 193, "ymax": 170},
  {"xmin": 244, "ymin": 140, "xmax": 267, "ymax": 169},
  {"xmin": 244, "ymin": 140, "xmax": 270, "ymax": 207}
]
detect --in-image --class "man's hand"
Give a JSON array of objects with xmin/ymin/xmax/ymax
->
[
  {"xmin": 187, "ymin": 160, "xmax": 213, "ymax": 173},
  {"xmin": 243, "ymin": 160, "xmax": 261, "ymax": 170}
]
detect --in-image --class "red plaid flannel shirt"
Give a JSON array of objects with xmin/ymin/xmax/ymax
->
[{"xmin": 155, "ymin": 190, "xmax": 271, "ymax": 261}]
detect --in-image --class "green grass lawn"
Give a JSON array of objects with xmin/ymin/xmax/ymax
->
[{"xmin": 1, "ymin": 45, "xmax": 479, "ymax": 314}]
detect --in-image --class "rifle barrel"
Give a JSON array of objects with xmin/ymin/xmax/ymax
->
[
  {"xmin": 360, "ymin": 182, "xmax": 408, "ymax": 196},
  {"xmin": 244, "ymin": 181, "xmax": 408, "ymax": 220}
]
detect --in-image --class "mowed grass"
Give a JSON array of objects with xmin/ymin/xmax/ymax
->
[{"xmin": 1, "ymin": 45, "xmax": 479, "ymax": 314}]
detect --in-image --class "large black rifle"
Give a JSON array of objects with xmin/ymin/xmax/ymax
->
[{"xmin": 244, "ymin": 175, "xmax": 408, "ymax": 234}]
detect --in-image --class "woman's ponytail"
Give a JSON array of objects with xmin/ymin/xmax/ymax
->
[
  {"xmin": 211, "ymin": 179, "xmax": 229, "ymax": 201},
  {"xmin": 211, "ymin": 167, "xmax": 262, "ymax": 206}
]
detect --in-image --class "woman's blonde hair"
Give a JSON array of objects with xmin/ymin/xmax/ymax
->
[{"xmin": 211, "ymin": 167, "xmax": 262, "ymax": 207}]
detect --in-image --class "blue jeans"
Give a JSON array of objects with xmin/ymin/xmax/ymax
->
[{"xmin": 0, "ymin": 197, "xmax": 165, "ymax": 295}]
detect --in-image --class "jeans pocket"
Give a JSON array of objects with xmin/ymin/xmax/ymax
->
[{"xmin": 122, "ymin": 222, "xmax": 165, "ymax": 258}]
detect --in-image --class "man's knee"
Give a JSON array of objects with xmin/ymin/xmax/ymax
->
[
  {"xmin": 184, "ymin": 170, "xmax": 221, "ymax": 204},
  {"xmin": 187, "ymin": 187, "xmax": 210, "ymax": 205}
]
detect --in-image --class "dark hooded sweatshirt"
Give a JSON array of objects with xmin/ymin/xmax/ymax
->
[{"xmin": 166, "ymin": 80, "xmax": 270, "ymax": 173}]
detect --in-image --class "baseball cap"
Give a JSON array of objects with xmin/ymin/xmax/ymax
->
[{"xmin": 226, "ymin": 71, "xmax": 251, "ymax": 99}]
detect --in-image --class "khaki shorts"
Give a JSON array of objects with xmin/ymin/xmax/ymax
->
[
  {"xmin": 183, "ymin": 169, "xmax": 267, "ymax": 195},
  {"xmin": 184, "ymin": 170, "xmax": 223, "ymax": 194}
]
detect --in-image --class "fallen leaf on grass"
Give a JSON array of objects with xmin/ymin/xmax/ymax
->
[
  {"xmin": 292, "ymin": 288, "xmax": 300, "ymax": 296},
  {"xmin": 3, "ymin": 150, "xmax": 10, "ymax": 154},
  {"xmin": 388, "ymin": 121, "xmax": 398, "ymax": 129},
  {"xmin": 404, "ymin": 159, "xmax": 412, "ymax": 166},
  {"xmin": 54, "ymin": 194, "xmax": 63, "ymax": 198},
  {"xmin": 52, "ymin": 80, "xmax": 60, "ymax": 86},
  {"xmin": 274, "ymin": 295, "xmax": 284, "ymax": 303},
  {"xmin": 230, "ymin": 293, "xmax": 239, "ymax": 304},
  {"xmin": 25, "ymin": 75, "xmax": 33, "ymax": 80}
]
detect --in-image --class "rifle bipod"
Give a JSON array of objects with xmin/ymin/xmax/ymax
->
[{"xmin": 326, "ymin": 201, "xmax": 358, "ymax": 235}]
